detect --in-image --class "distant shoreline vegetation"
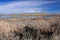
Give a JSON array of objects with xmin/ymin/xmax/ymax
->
[{"xmin": 0, "ymin": 13, "xmax": 60, "ymax": 19}]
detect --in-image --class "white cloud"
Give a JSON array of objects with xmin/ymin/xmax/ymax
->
[
  {"xmin": 0, "ymin": 1, "xmax": 55, "ymax": 14},
  {"xmin": 0, "ymin": 8, "xmax": 42, "ymax": 14}
]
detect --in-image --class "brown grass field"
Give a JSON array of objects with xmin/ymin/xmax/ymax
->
[{"xmin": 0, "ymin": 13, "xmax": 60, "ymax": 40}]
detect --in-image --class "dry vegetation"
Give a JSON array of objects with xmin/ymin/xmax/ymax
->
[{"xmin": 0, "ymin": 14, "xmax": 60, "ymax": 40}]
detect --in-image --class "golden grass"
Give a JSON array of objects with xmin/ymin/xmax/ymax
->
[{"xmin": 0, "ymin": 14, "xmax": 60, "ymax": 40}]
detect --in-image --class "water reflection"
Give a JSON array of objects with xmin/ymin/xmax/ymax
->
[{"xmin": 0, "ymin": 15, "xmax": 51, "ymax": 19}]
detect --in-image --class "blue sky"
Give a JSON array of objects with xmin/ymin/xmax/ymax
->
[{"xmin": 0, "ymin": 0, "xmax": 60, "ymax": 14}]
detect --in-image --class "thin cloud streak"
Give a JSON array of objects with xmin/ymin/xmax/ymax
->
[
  {"xmin": 0, "ymin": 1, "xmax": 55, "ymax": 14},
  {"xmin": 3, "ymin": 1, "xmax": 55, "ymax": 7}
]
